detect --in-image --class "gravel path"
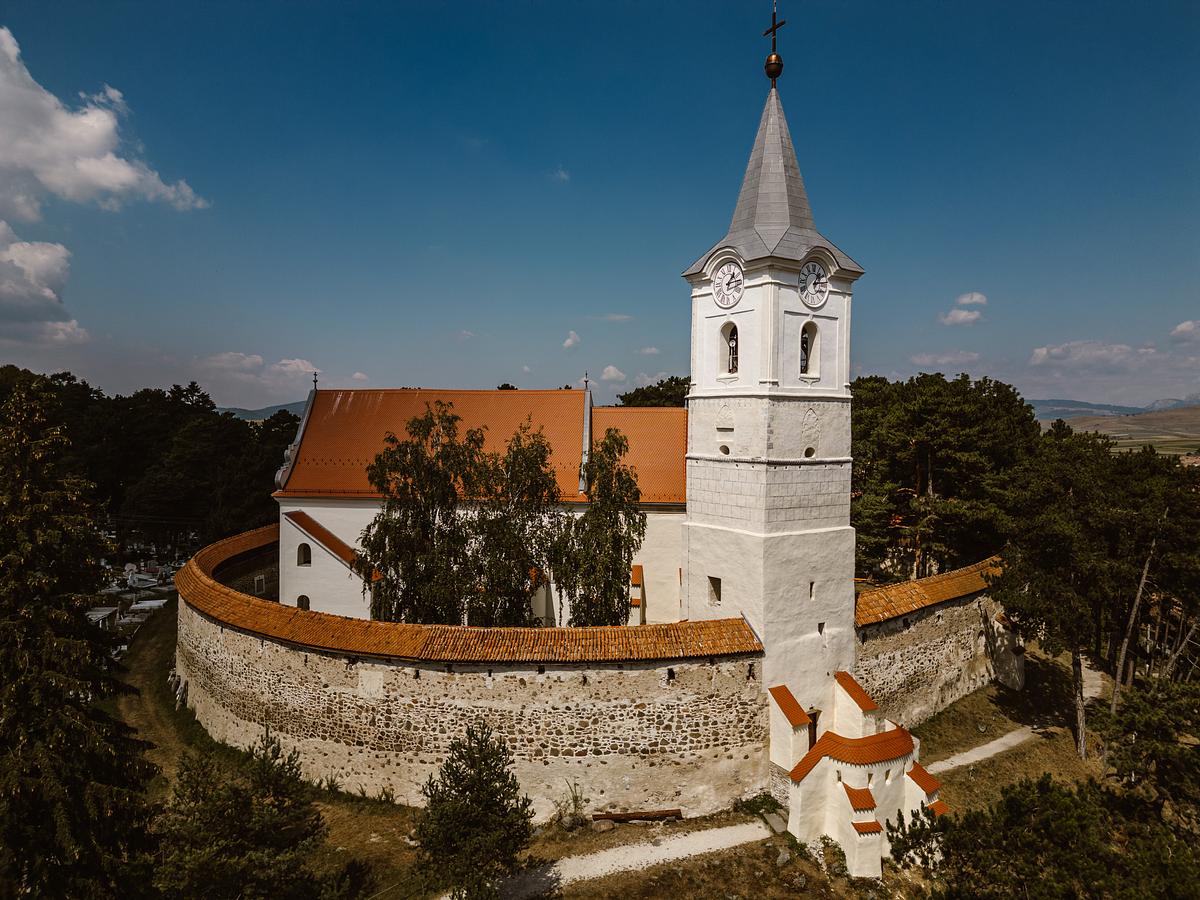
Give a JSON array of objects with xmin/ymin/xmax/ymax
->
[
  {"xmin": 500, "ymin": 821, "xmax": 773, "ymax": 899},
  {"xmin": 927, "ymin": 657, "xmax": 1108, "ymax": 775}
]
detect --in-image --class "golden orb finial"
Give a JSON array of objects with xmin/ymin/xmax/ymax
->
[{"xmin": 762, "ymin": 1, "xmax": 787, "ymax": 85}]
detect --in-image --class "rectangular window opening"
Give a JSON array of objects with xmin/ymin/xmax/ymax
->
[
  {"xmin": 253, "ymin": 574, "xmax": 265, "ymax": 596},
  {"xmin": 808, "ymin": 581, "xmax": 815, "ymax": 602},
  {"xmin": 707, "ymin": 576, "xmax": 722, "ymax": 607}
]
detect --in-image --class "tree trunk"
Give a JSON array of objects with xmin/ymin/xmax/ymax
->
[
  {"xmin": 1073, "ymin": 649, "xmax": 1087, "ymax": 760},
  {"xmin": 1110, "ymin": 514, "xmax": 1164, "ymax": 715},
  {"xmin": 1163, "ymin": 620, "xmax": 1198, "ymax": 681}
]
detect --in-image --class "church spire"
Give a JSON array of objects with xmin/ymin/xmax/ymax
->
[{"xmin": 683, "ymin": 4, "xmax": 861, "ymax": 278}]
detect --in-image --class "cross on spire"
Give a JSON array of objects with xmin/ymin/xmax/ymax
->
[
  {"xmin": 763, "ymin": 0, "xmax": 786, "ymax": 52},
  {"xmin": 763, "ymin": 1, "xmax": 786, "ymax": 85}
]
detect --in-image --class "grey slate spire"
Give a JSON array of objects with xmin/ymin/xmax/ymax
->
[{"xmin": 684, "ymin": 87, "xmax": 862, "ymax": 276}]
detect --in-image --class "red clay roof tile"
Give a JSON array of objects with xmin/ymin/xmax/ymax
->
[
  {"xmin": 768, "ymin": 684, "xmax": 812, "ymax": 727},
  {"xmin": 789, "ymin": 726, "xmax": 916, "ymax": 783},
  {"xmin": 928, "ymin": 799, "xmax": 949, "ymax": 817},
  {"xmin": 178, "ymin": 526, "xmax": 763, "ymax": 664},
  {"xmin": 843, "ymin": 784, "xmax": 876, "ymax": 811},
  {"xmin": 907, "ymin": 761, "xmax": 941, "ymax": 795},
  {"xmin": 834, "ymin": 671, "xmax": 879, "ymax": 712},
  {"xmin": 591, "ymin": 406, "xmax": 687, "ymax": 504},
  {"xmin": 855, "ymin": 557, "xmax": 1000, "ymax": 627},
  {"xmin": 852, "ymin": 820, "xmax": 883, "ymax": 835}
]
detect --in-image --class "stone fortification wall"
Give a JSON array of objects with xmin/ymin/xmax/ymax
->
[
  {"xmin": 177, "ymin": 601, "xmax": 766, "ymax": 819},
  {"xmin": 853, "ymin": 591, "xmax": 1023, "ymax": 727},
  {"xmin": 175, "ymin": 526, "xmax": 768, "ymax": 820}
]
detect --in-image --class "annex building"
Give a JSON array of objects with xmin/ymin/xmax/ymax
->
[{"xmin": 175, "ymin": 38, "xmax": 1023, "ymax": 878}]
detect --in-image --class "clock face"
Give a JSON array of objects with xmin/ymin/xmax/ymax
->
[
  {"xmin": 712, "ymin": 262, "xmax": 744, "ymax": 309},
  {"xmin": 799, "ymin": 261, "xmax": 830, "ymax": 308}
]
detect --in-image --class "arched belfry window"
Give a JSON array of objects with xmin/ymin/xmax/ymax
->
[
  {"xmin": 800, "ymin": 322, "xmax": 818, "ymax": 377},
  {"xmin": 721, "ymin": 323, "xmax": 739, "ymax": 375},
  {"xmin": 296, "ymin": 595, "xmax": 310, "ymax": 611},
  {"xmin": 297, "ymin": 542, "xmax": 312, "ymax": 566}
]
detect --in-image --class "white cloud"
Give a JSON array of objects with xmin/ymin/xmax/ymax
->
[
  {"xmin": 638, "ymin": 346, "xmax": 660, "ymax": 355},
  {"xmin": 199, "ymin": 351, "xmax": 264, "ymax": 372},
  {"xmin": 0, "ymin": 219, "xmax": 89, "ymax": 345},
  {"xmin": 1170, "ymin": 320, "xmax": 1199, "ymax": 343},
  {"xmin": 549, "ymin": 165, "xmax": 570, "ymax": 183},
  {"xmin": 939, "ymin": 308, "xmax": 982, "ymax": 326},
  {"xmin": 562, "ymin": 330, "xmax": 580, "ymax": 349},
  {"xmin": 596, "ymin": 313, "xmax": 632, "ymax": 322},
  {"xmin": 600, "ymin": 365, "xmax": 626, "ymax": 382},
  {"xmin": 197, "ymin": 352, "xmax": 319, "ymax": 398},
  {"xmin": 955, "ymin": 292, "xmax": 988, "ymax": 307},
  {"xmin": 635, "ymin": 371, "xmax": 670, "ymax": 387},
  {"xmin": 352, "ymin": 371, "xmax": 369, "ymax": 382},
  {"xmin": 0, "ymin": 27, "xmax": 207, "ymax": 220},
  {"xmin": 910, "ymin": 351, "xmax": 980, "ymax": 367},
  {"xmin": 457, "ymin": 329, "xmax": 476, "ymax": 341},
  {"xmin": 1028, "ymin": 340, "xmax": 1154, "ymax": 373},
  {"xmin": 521, "ymin": 365, "xmax": 532, "ymax": 373}
]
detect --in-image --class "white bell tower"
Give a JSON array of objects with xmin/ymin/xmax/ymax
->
[{"xmin": 680, "ymin": 66, "xmax": 864, "ymax": 700}]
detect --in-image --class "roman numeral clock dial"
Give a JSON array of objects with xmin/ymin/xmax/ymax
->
[
  {"xmin": 799, "ymin": 261, "xmax": 829, "ymax": 308},
  {"xmin": 713, "ymin": 262, "xmax": 744, "ymax": 309}
]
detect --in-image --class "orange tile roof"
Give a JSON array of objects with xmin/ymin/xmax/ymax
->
[
  {"xmin": 843, "ymin": 784, "xmax": 876, "ymax": 811},
  {"xmin": 274, "ymin": 390, "xmax": 690, "ymax": 505},
  {"xmin": 277, "ymin": 389, "xmax": 587, "ymax": 500},
  {"xmin": 928, "ymin": 799, "xmax": 949, "ymax": 817},
  {"xmin": 789, "ymin": 726, "xmax": 915, "ymax": 782},
  {"xmin": 177, "ymin": 526, "xmax": 764, "ymax": 664},
  {"xmin": 591, "ymin": 406, "xmax": 687, "ymax": 504},
  {"xmin": 834, "ymin": 671, "xmax": 879, "ymax": 712},
  {"xmin": 906, "ymin": 761, "xmax": 941, "ymax": 795},
  {"xmin": 854, "ymin": 557, "xmax": 1001, "ymax": 627},
  {"xmin": 852, "ymin": 820, "xmax": 883, "ymax": 835},
  {"xmin": 284, "ymin": 510, "xmax": 382, "ymax": 582},
  {"xmin": 631, "ymin": 564, "xmax": 644, "ymax": 587},
  {"xmin": 768, "ymin": 684, "xmax": 811, "ymax": 727}
]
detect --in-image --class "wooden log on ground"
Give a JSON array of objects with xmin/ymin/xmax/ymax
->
[{"xmin": 591, "ymin": 808, "xmax": 682, "ymax": 823}]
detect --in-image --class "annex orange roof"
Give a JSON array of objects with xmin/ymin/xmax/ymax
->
[
  {"xmin": 768, "ymin": 684, "xmax": 811, "ymax": 727},
  {"xmin": 906, "ymin": 761, "xmax": 941, "ymax": 795},
  {"xmin": 852, "ymin": 821, "xmax": 883, "ymax": 835},
  {"xmin": 284, "ymin": 510, "xmax": 381, "ymax": 582},
  {"xmin": 177, "ymin": 526, "xmax": 763, "ymax": 664},
  {"xmin": 631, "ymin": 564, "xmax": 644, "ymax": 587},
  {"xmin": 277, "ymin": 389, "xmax": 587, "ymax": 500},
  {"xmin": 854, "ymin": 557, "xmax": 1001, "ymax": 627},
  {"xmin": 928, "ymin": 799, "xmax": 949, "ymax": 817},
  {"xmin": 275, "ymin": 390, "xmax": 690, "ymax": 505},
  {"xmin": 843, "ymin": 784, "xmax": 876, "ymax": 811},
  {"xmin": 834, "ymin": 671, "xmax": 879, "ymax": 712},
  {"xmin": 789, "ymin": 726, "xmax": 916, "ymax": 782},
  {"xmin": 591, "ymin": 406, "xmax": 687, "ymax": 504}
]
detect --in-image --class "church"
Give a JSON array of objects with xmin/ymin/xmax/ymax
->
[{"xmin": 176, "ymin": 20, "xmax": 1022, "ymax": 880}]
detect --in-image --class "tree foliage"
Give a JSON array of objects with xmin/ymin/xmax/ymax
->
[
  {"xmin": 552, "ymin": 428, "xmax": 647, "ymax": 627},
  {"xmin": 617, "ymin": 375, "xmax": 689, "ymax": 408},
  {"xmin": 155, "ymin": 730, "xmax": 367, "ymax": 900},
  {"xmin": 0, "ymin": 383, "xmax": 157, "ymax": 898},
  {"xmin": 889, "ymin": 775, "xmax": 1198, "ymax": 898},
  {"xmin": 415, "ymin": 721, "xmax": 533, "ymax": 900},
  {"xmin": 850, "ymin": 373, "xmax": 1040, "ymax": 579}
]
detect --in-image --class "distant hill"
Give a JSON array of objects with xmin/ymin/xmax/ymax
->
[
  {"xmin": 1061, "ymin": 406, "xmax": 1200, "ymax": 456},
  {"xmin": 219, "ymin": 400, "xmax": 307, "ymax": 421},
  {"xmin": 1028, "ymin": 398, "xmax": 1145, "ymax": 421}
]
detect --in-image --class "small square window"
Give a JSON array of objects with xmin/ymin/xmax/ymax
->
[
  {"xmin": 253, "ymin": 574, "xmax": 266, "ymax": 596},
  {"xmin": 708, "ymin": 576, "xmax": 722, "ymax": 606}
]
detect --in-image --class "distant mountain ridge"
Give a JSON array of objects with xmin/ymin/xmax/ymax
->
[
  {"xmin": 219, "ymin": 400, "xmax": 308, "ymax": 420},
  {"xmin": 1030, "ymin": 394, "xmax": 1200, "ymax": 421}
]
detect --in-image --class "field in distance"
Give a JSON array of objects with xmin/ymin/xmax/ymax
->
[{"xmin": 1060, "ymin": 405, "xmax": 1200, "ymax": 455}]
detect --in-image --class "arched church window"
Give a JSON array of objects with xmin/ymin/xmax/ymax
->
[
  {"xmin": 297, "ymin": 542, "xmax": 312, "ymax": 567},
  {"xmin": 800, "ymin": 322, "xmax": 818, "ymax": 376},
  {"xmin": 721, "ymin": 323, "xmax": 739, "ymax": 375},
  {"xmin": 296, "ymin": 595, "xmax": 310, "ymax": 611}
]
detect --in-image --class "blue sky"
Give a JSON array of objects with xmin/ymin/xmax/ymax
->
[{"xmin": 1, "ymin": 0, "xmax": 1197, "ymax": 407}]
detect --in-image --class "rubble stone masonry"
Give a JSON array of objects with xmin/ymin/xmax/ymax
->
[{"xmin": 176, "ymin": 600, "xmax": 768, "ymax": 819}]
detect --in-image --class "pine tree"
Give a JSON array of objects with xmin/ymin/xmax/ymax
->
[
  {"xmin": 415, "ymin": 721, "xmax": 533, "ymax": 900},
  {"xmin": 0, "ymin": 383, "xmax": 157, "ymax": 897},
  {"xmin": 155, "ymin": 730, "xmax": 366, "ymax": 899}
]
